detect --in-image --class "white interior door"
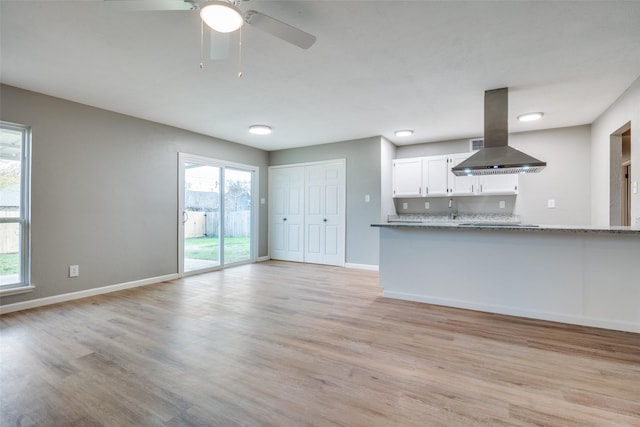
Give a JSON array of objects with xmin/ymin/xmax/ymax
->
[
  {"xmin": 305, "ymin": 165, "xmax": 324, "ymax": 264},
  {"xmin": 305, "ymin": 161, "xmax": 345, "ymax": 266},
  {"xmin": 269, "ymin": 166, "xmax": 304, "ymax": 262}
]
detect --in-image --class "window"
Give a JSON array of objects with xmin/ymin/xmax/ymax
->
[{"xmin": 0, "ymin": 121, "xmax": 31, "ymax": 292}]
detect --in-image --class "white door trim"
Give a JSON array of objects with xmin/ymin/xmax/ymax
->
[
  {"xmin": 268, "ymin": 159, "xmax": 346, "ymax": 266},
  {"xmin": 178, "ymin": 153, "xmax": 259, "ymax": 276}
]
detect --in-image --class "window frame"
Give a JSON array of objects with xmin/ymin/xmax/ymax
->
[{"xmin": 0, "ymin": 121, "xmax": 32, "ymax": 294}]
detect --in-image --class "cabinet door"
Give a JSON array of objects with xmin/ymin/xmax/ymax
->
[
  {"xmin": 392, "ymin": 158, "xmax": 422, "ymax": 198},
  {"xmin": 269, "ymin": 167, "xmax": 304, "ymax": 262},
  {"xmin": 423, "ymin": 155, "xmax": 449, "ymax": 197},
  {"xmin": 478, "ymin": 174, "xmax": 519, "ymax": 195},
  {"xmin": 448, "ymin": 153, "xmax": 476, "ymax": 196}
]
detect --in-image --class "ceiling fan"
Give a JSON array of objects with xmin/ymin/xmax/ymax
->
[{"xmin": 109, "ymin": 0, "xmax": 317, "ymax": 51}]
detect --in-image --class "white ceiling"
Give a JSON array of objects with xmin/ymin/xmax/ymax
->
[{"xmin": 2, "ymin": 0, "xmax": 640, "ymax": 151}]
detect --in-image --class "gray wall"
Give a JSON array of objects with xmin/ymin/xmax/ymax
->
[
  {"xmin": 5, "ymin": 76, "xmax": 633, "ymax": 306},
  {"xmin": 511, "ymin": 126, "xmax": 591, "ymax": 225},
  {"xmin": 269, "ymin": 136, "xmax": 382, "ymax": 266},
  {"xmin": 591, "ymin": 76, "xmax": 640, "ymax": 226},
  {"xmin": 380, "ymin": 137, "xmax": 397, "ymax": 220},
  {"xmin": 396, "ymin": 138, "xmax": 471, "ymax": 159},
  {"xmin": 393, "ymin": 125, "xmax": 592, "ymax": 225},
  {"xmin": 1, "ymin": 85, "xmax": 269, "ymax": 305}
]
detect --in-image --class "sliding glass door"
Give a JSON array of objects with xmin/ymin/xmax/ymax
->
[
  {"xmin": 223, "ymin": 168, "xmax": 253, "ymax": 264},
  {"xmin": 179, "ymin": 154, "xmax": 256, "ymax": 275},
  {"xmin": 181, "ymin": 161, "xmax": 221, "ymax": 272}
]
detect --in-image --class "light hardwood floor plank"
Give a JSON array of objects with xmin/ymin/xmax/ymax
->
[{"xmin": 1, "ymin": 261, "xmax": 639, "ymax": 426}]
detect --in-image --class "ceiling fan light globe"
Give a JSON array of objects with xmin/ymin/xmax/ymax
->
[{"xmin": 200, "ymin": 1, "xmax": 244, "ymax": 33}]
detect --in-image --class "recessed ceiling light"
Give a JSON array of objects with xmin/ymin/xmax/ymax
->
[
  {"xmin": 249, "ymin": 125, "xmax": 272, "ymax": 135},
  {"xmin": 394, "ymin": 130, "xmax": 414, "ymax": 137},
  {"xmin": 517, "ymin": 112, "xmax": 544, "ymax": 122}
]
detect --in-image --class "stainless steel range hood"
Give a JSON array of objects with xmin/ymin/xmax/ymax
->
[{"xmin": 452, "ymin": 88, "xmax": 546, "ymax": 176}]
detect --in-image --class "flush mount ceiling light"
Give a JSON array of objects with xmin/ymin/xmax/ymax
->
[
  {"xmin": 200, "ymin": 1, "xmax": 244, "ymax": 33},
  {"xmin": 249, "ymin": 125, "xmax": 272, "ymax": 135},
  {"xmin": 517, "ymin": 112, "xmax": 544, "ymax": 122},
  {"xmin": 394, "ymin": 130, "xmax": 414, "ymax": 137}
]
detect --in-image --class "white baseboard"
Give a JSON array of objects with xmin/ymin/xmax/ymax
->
[
  {"xmin": 257, "ymin": 256, "xmax": 271, "ymax": 262},
  {"xmin": 382, "ymin": 291, "xmax": 640, "ymax": 334},
  {"xmin": 0, "ymin": 273, "xmax": 179, "ymax": 315},
  {"xmin": 345, "ymin": 263, "xmax": 379, "ymax": 271}
]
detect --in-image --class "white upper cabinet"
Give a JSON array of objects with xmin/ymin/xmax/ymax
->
[
  {"xmin": 392, "ymin": 158, "xmax": 423, "ymax": 198},
  {"xmin": 478, "ymin": 174, "xmax": 519, "ymax": 195},
  {"xmin": 448, "ymin": 153, "xmax": 476, "ymax": 196},
  {"xmin": 392, "ymin": 152, "xmax": 518, "ymax": 198},
  {"xmin": 423, "ymin": 155, "xmax": 449, "ymax": 197},
  {"xmin": 393, "ymin": 155, "xmax": 449, "ymax": 198}
]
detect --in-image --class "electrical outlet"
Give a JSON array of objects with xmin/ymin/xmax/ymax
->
[
  {"xmin": 634, "ymin": 181, "xmax": 638, "ymax": 194},
  {"xmin": 548, "ymin": 199, "xmax": 556, "ymax": 209},
  {"xmin": 499, "ymin": 200, "xmax": 505, "ymax": 209},
  {"xmin": 424, "ymin": 201, "xmax": 430, "ymax": 209},
  {"xmin": 365, "ymin": 194, "xmax": 370, "ymax": 203},
  {"xmin": 69, "ymin": 265, "xmax": 79, "ymax": 278},
  {"xmin": 402, "ymin": 202, "xmax": 408, "ymax": 209},
  {"xmin": 260, "ymin": 198, "xmax": 265, "ymax": 204}
]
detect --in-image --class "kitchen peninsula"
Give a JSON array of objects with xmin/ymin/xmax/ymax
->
[{"xmin": 372, "ymin": 220, "xmax": 640, "ymax": 333}]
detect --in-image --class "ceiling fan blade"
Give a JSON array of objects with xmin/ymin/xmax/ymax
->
[
  {"xmin": 105, "ymin": 0, "xmax": 196, "ymax": 11},
  {"xmin": 244, "ymin": 10, "xmax": 316, "ymax": 49},
  {"xmin": 210, "ymin": 30, "xmax": 230, "ymax": 60}
]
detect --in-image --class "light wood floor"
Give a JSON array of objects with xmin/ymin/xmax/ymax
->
[{"xmin": 1, "ymin": 261, "xmax": 639, "ymax": 426}]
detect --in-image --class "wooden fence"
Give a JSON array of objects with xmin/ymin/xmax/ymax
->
[
  {"xmin": 184, "ymin": 210, "xmax": 250, "ymax": 238},
  {"xmin": 0, "ymin": 222, "xmax": 19, "ymax": 253},
  {"xmin": 0, "ymin": 209, "xmax": 20, "ymax": 253}
]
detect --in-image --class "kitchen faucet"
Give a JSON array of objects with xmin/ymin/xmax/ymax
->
[{"xmin": 448, "ymin": 198, "xmax": 458, "ymax": 220}]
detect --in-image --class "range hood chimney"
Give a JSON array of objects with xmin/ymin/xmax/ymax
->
[{"xmin": 451, "ymin": 88, "xmax": 546, "ymax": 176}]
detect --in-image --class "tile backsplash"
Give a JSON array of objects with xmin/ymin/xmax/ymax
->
[
  {"xmin": 388, "ymin": 213, "xmax": 520, "ymax": 223},
  {"xmin": 393, "ymin": 195, "xmax": 517, "ymax": 215}
]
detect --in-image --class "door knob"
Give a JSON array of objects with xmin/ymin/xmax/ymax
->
[
  {"xmin": 323, "ymin": 218, "xmax": 327, "ymax": 222},
  {"xmin": 283, "ymin": 218, "xmax": 287, "ymax": 221}
]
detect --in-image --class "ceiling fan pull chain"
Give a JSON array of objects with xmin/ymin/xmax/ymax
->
[
  {"xmin": 199, "ymin": 18, "xmax": 205, "ymax": 69},
  {"xmin": 237, "ymin": 26, "xmax": 243, "ymax": 78}
]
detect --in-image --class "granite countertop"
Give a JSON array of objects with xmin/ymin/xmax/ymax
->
[
  {"xmin": 386, "ymin": 213, "xmax": 521, "ymax": 223},
  {"xmin": 373, "ymin": 214, "xmax": 640, "ymax": 235}
]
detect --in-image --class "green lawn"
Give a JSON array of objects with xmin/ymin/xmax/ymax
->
[
  {"xmin": 185, "ymin": 236, "xmax": 250, "ymax": 264},
  {"xmin": 0, "ymin": 252, "xmax": 19, "ymax": 276},
  {"xmin": 0, "ymin": 238, "xmax": 250, "ymax": 278}
]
